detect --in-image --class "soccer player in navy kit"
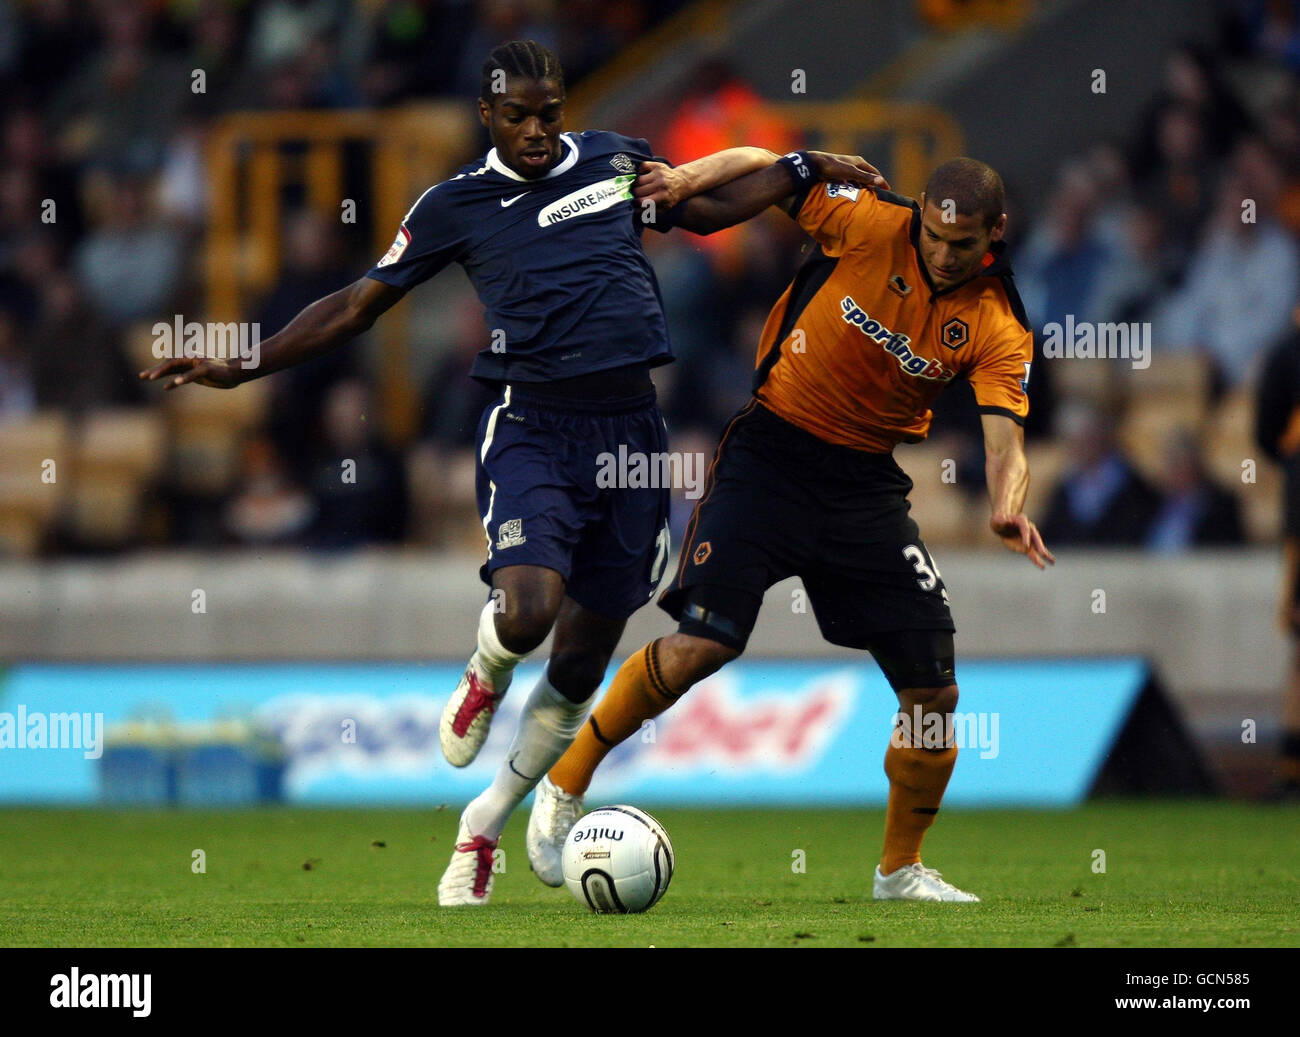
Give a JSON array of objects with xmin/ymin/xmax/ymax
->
[{"xmin": 141, "ymin": 40, "xmax": 886, "ymax": 905}]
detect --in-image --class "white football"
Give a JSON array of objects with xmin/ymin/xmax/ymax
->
[{"xmin": 562, "ymin": 805, "xmax": 674, "ymax": 913}]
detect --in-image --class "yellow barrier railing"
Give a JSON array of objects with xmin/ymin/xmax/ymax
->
[
  {"xmin": 204, "ymin": 104, "xmax": 475, "ymax": 442},
  {"xmin": 918, "ymin": 0, "xmax": 1033, "ymax": 30}
]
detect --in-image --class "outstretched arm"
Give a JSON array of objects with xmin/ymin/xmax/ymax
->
[
  {"xmin": 633, "ymin": 146, "xmax": 781, "ymax": 208},
  {"xmin": 139, "ymin": 276, "xmax": 406, "ymax": 389},
  {"xmin": 638, "ymin": 151, "xmax": 890, "ymax": 236},
  {"xmin": 982, "ymin": 412, "xmax": 1055, "ymax": 569}
]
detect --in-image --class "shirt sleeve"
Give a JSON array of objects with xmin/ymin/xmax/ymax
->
[
  {"xmin": 791, "ymin": 181, "xmax": 879, "ymax": 253},
  {"xmin": 967, "ymin": 323, "xmax": 1034, "ymax": 425},
  {"xmin": 365, "ymin": 183, "xmax": 467, "ymax": 290}
]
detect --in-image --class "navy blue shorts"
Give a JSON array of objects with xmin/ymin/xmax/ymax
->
[{"xmin": 475, "ymin": 385, "xmax": 672, "ymax": 620}]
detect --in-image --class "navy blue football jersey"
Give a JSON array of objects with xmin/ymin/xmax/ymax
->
[{"xmin": 365, "ymin": 130, "xmax": 678, "ymax": 384}]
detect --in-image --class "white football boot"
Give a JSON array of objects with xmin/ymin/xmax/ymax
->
[
  {"xmin": 437, "ymin": 812, "xmax": 498, "ymax": 906},
  {"xmin": 873, "ymin": 863, "xmax": 980, "ymax": 902},
  {"xmin": 526, "ymin": 775, "xmax": 585, "ymax": 887},
  {"xmin": 440, "ymin": 662, "xmax": 509, "ymax": 767}
]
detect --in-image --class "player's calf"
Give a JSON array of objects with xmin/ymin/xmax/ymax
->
[
  {"xmin": 440, "ymin": 566, "xmax": 570, "ymax": 768},
  {"xmin": 546, "ymin": 633, "xmax": 736, "ymax": 800}
]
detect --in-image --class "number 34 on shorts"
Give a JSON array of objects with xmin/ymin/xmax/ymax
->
[{"xmin": 903, "ymin": 543, "xmax": 950, "ymax": 605}]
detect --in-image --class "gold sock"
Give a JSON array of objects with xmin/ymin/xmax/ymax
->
[
  {"xmin": 548, "ymin": 640, "xmax": 678, "ymax": 796},
  {"xmin": 880, "ymin": 742, "xmax": 957, "ymax": 875}
]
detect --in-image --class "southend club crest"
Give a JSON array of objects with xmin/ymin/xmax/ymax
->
[
  {"xmin": 610, "ymin": 153, "xmax": 636, "ymax": 174},
  {"xmin": 496, "ymin": 518, "xmax": 526, "ymax": 549}
]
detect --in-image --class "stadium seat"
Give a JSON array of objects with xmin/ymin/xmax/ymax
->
[
  {"xmin": 162, "ymin": 378, "xmax": 271, "ymax": 496},
  {"xmin": 407, "ymin": 445, "xmax": 480, "ymax": 550},
  {"xmin": 0, "ymin": 508, "xmax": 43, "ymax": 557},
  {"xmin": 54, "ymin": 409, "xmax": 167, "ymax": 548},
  {"xmin": 1202, "ymin": 389, "xmax": 1260, "ymax": 490},
  {"xmin": 77, "ymin": 409, "xmax": 166, "ymax": 481},
  {"xmin": 65, "ymin": 476, "xmax": 146, "ymax": 548},
  {"xmin": 1200, "ymin": 389, "xmax": 1281, "ymax": 542},
  {"xmin": 896, "ymin": 442, "xmax": 981, "ymax": 546},
  {"xmin": 1049, "ymin": 358, "xmax": 1118, "ymax": 409},
  {"xmin": 1133, "ymin": 352, "xmax": 1213, "ymax": 400},
  {"xmin": 1239, "ymin": 463, "xmax": 1282, "ymax": 542},
  {"xmin": 1119, "ymin": 400, "xmax": 1210, "ymax": 484},
  {"xmin": 0, "ymin": 412, "xmax": 70, "ymax": 556},
  {"xmin": 0, "ymin": 411, "xmax": 70, "ymax": 479}
]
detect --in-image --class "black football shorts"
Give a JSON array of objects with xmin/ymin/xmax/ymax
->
[{"xmin": 659, "ymin": 400, "xmax": 956, "ymax": 688}]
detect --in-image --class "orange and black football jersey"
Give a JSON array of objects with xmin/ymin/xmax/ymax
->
[{"xmin": 753, "ymin": 182, "xmax": 1034, "ymax": 452}]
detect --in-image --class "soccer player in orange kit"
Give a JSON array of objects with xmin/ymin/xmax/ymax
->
[{"xmin": 528, "ymin": 153, "xmax": 1055, "ymax": 902}]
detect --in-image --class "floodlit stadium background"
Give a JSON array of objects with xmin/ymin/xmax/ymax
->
[{"xmin": 0, "ymin": 0, "xmax": 1296, "ymax": 804}]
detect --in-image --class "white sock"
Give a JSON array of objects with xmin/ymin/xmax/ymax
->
[
  {"xmin": 470, "ymin": 599, "xmax": 527, "ymax": 690},
  {"xmin": 464, "ymin": 672, "xmax": 596, "ymax": 839}
]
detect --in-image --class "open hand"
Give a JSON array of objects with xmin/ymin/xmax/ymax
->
[
  {"xmin": 805, "ymin": 152, "xmax": 890, "ymax": 191},
  {"xmin": 139, "ymin": 356, "xmax": 244, "ymax": 390},
  {"xmin": 990, "ymin": 511, "xmax": 1055, "ymax": 569},
  {"xmin": 633, "ymin": 160, "xmax": 689, "ymax": 208}
]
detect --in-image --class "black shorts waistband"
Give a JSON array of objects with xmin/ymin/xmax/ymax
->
[
  {"xmin": 504, "ymin": 384, "xmax": 658, "ymax": 415},
  {"xmin": 500, "ymin": 362, "xmax": 655, "ymax": 405},
  {"xmin": 748, "ymin": 401, "xmax": 901, "ymax": 470}
]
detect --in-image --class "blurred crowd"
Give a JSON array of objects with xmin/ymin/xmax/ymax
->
[
  {"xmin": 1, "ymin": 0, "xmax": 1299, "ymax": 556},
  {"xmin": 931, "ymin": 16, "xmax": 1300, "ymax": 552}
]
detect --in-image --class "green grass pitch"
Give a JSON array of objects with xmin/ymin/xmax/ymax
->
[{"xmin": 0, "ymin": 801, "xmax": 1295, "ymax": 947}]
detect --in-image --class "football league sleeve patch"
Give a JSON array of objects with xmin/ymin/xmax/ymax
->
[
  {"xmin": 365, "ymin": 184, "xmax": 467, "ymax": 290},
  {"xmin": 792, "ymin": 181, "xmax": 876, "ymax": 252}
]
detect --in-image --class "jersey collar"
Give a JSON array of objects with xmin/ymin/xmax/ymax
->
[{"xmin": 486, "ymin": 132, "xmax": 581, "ymax": 182}]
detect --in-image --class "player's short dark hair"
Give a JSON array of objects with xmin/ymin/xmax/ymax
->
[
  {"xmin": 481, "ymin": 40, "xmax": 565, "ymax": 103},
  {"xmin": 924, "ymin": 157, "xmax": 1005, "ymax": 229}
]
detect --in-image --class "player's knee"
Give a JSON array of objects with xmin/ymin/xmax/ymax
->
[
  {"xmin": 490, "ymin": 567, "xmax": 565, "ymax": 651},
  {"xmin": 897, "ymin": 682, "xmax": 959, "ymax": 717},
  {"xmin": 493, "ymin": 598, "xmax": 558, "ymax": 654},
  {"xmin": 659, "ymin": 632, "xmax": 739, "ymax": 690},
  {"xmin": 546, "ymin": 648, "xmax": 609, "ymax": 701}
]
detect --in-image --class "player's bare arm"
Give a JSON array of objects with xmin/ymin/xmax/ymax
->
[
  {"xmin": 648, "ymin": 151, "xmax": 889, "ymax": 235},
  {"xmin": 982, "ymin": 412, "xmax": 1054, "ymax": 569},
  {"xmin": 632, "ymin": 146, "xmax": 780, "ymax": 209},
  {"xmin": 139, "ymin": 276, "xmax": 406, "ymax": 390}
]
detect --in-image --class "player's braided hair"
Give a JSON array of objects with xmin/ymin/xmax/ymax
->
[
  {"xmin": 924, "ymin": 157, "xmax": 1005, "ymax": 229},
  {"xmin": 481, "ymin": 40, "xmax": 565, "ymax": 103}
]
